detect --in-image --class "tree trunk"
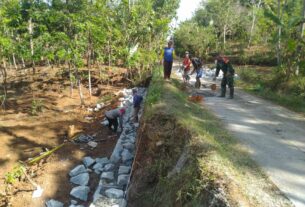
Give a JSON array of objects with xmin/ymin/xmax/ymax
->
[
  {"xmin": 108, "ymin": 40, "xmax": 111, "ymax": 68},
  {"xmin": 223, "ymin": 25, "xmax": 227, "ymax": 50},
  {"xmin": 12, "ymin": 53, "xmax": 18, "ymax": 70},
  {"xmin": 301, "ymin": 0, "xmax": 305, "ymax": 37},
  {"xmin": 1, "ymin": 58, "xmax": 8, "ymax": 109},
  {"xmin": 78, "ymin": 78, "xmax": 85, "ymax": 105},
  {"xmin": 28, "ymin": 17, "xmax": 36, "ymax": 74},
  {"xmin": 74, "ymin": 66, "xmax": 84, "ymax": 105},
  {"xmin": 21, "ymin": 56, "xmax": 26, "ymax": 68},
  {"xmin": 248, "ymin": 0, "xmax": 262, "ymax": 48},
  {"xmin": 276, "ymin": 0, "xmax": 282, "ymax": 66},
  {"xmin": 296, "ymin": 0, "xmax": 305, "ymax": 75},
  {"xmin": 69, "ymin": 61, "xmax": 73, "ymax": 97},
  {"xmin": 87, "ymin": 33, "xmax": 92, "ymax": 98}
]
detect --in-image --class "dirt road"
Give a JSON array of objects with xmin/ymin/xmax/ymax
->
[
  {"xmin": 199, "ymin": 79, "xmax": 305, "ymax": 207},
  {"xmin": 173, "ymin": 63, "xmax": 305, "ymax": 206}
]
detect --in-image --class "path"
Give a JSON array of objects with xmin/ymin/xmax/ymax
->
[{"xmin": 174, "ymin": 64, "xmax": 305, "ymax": 207}]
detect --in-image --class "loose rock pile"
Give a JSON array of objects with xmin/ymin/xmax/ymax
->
[{"xmin": 45, "ymin": 88, "xmax": 146, "ymax": 207}]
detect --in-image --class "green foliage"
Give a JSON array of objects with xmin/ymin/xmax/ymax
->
[
  {"xmin": 237, "ymin": 66, "xmax": 305, "ymax": 113},
  {"xmin": 4, "ymin": 165, "xmax": 25, "ymax": 184},
  {"xmin": 0, "ymin": 0, "xmax": 180, "ymax": 83},
  {"xmin": 31, "ymin": 99, "xmax": 43, "ymax": 116},
  {"xmin": 144, "ymin": 67, "xmax": 163, "ymax": 107}
]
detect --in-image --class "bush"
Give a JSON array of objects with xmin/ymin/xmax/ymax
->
[{"xmin": 31, "ymin": 99, "xmax": 43, "ymax": 116}]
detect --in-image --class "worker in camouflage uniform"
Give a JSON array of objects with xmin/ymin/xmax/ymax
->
[{"xmin": 213, "ymin": 54, "xmax": 235, "ymax": 99}]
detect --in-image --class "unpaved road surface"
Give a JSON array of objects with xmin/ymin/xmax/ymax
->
[
  {"xmin": 174, "ymin": 63, "xmax": 305, "ymax": 207},
  {"xmin": 200, "ymin": 78, "xmax": 305, "ymax": 207}
]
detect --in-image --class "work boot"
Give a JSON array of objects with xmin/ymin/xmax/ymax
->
[
  {"xmin": 229, "ymin": 88, "xmax": 234, "ymax": 99},
  {"xmin": 218, "ymin": 88, "xmax": 226, "ymax": 97}
]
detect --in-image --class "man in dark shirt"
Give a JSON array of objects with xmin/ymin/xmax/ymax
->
[
  {"xmin": 132, "ymin": 88, "xmax": 143, "ymax": 123},
  {"xmin": 191, "ymin": 57, "xmax": 203, "ymax": 88},
  {"xmin": 213, "ymin": 54, "xmax": 235, "ymax": 99}
]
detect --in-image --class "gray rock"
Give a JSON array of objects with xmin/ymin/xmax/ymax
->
[
  {"xmin": 100, "ymin": 183, "xmax": 123, "ymax": 194},
  {"xmin": 120, "ymin": 199, "xmax": 127, "ymax": 207},
  {"xmin": 113, "ymin": 143, "xmax": 124, "ymax": 156},
  {"xmin": 93, "ymin": 163, "xmax": 103, "ymax": 170},
  {"xmin": 122, "ymin": 142, "xmax": 135, "ymax": 152},
  {"xmin": 118, "ymin": 166, "xmax": 131, "ymax": 175},
  {"xmin": 110, "ymin": 153, "xmax": 121, "ymax": 163},
  {"xmin": 95, "ymin": 157, "xmax": 110, "ymax": 166},
  {"xmin": 121, "ymin": 149, "xmax": 134, "ymax": 163},
  {"xmin": 105, "ymin": 188, "xmax": 124, "ymax": 199},
  {"xmin": 69, "ymin": 205, "xmax": 84, "ymax": 207},
  {"xmin": 45, "ymin": 199, "xmax": 64, "ymax": 207},
  {"xmin": 83, "ymin": 156, "xmax": 95, "ymax": 168},
  {"xmin": 69, "ymin": 165, "xmax": 87, "ymax": 177},
  {"xmin": 101, "ymin": 172, "xmax": 114, "ymax": 181},
  {"xmin": 92, "ymin": 196, "xmax": 122, "ymax": 207},
  {"xmin": 71, "ymin": 200, "xmax": 77, "ymax": 205},
  {"xmin": 94, "ymin": 169, "xmax": 102, "ymax": 175},
  {"xmin": 125, "ymin": 137, "xmax": 135, "ymax": 144},
  {"xmin": 75, "ymin": 134, "xmax": 94, "ymax": 143},
  {"xmin": 117, "ymin": 174, "xmax": 129, "ymax": 186},
  {"xmin": 93, "ymin": 185, "xmax": 103, "ymax": 202},
  {"xmin": 124, "ymin": 160, "xmax": 133, "ymax": 167},
  {"xmin": 104, "ymin": 163, "xmax": 115, "ymax": 171},
  {"xmin": 70, "ymin": 172, "xmax": 89, "ymax": 186},
  {"xmin": 70, "ymin": 186, "xmax": 90, "ymax": 201}
]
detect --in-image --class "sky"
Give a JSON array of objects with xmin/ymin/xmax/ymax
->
[{"xmin": 176, "ymin": 0, "xmax": 202, "ymax": 23}]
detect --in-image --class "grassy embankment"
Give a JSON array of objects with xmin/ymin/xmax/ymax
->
[
  {"xmin": 129, "ymin": 68, "xmax": 292, "ymax": 207},
  {"xmin": 235, "ymin": 65, "xmax": 305, "ymax": 114}
]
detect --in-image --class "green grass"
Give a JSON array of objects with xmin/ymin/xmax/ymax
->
[
  {"xmin": 236, "ymin": 66, "xmax": 305, "ymax": 114},
  {"xmin": 133, "ymin": 71, "xmax": 292, "ymax": 207}
]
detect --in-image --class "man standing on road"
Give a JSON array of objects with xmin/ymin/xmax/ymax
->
[
  {"xmin": 161, "ymin": 40, "xmax": 175, "ymax": 80},
  {"xmin": 213, "ymin": 54, "xmax": 235, "ymax": 99}
]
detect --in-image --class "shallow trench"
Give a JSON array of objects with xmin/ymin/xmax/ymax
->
[{"xmin": 127, "ymin": 114, "xmax": 230, "ymax": 207}]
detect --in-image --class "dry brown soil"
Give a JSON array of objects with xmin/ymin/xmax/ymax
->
[{"xmin": 0, "ymin": 66, "xmax": 128, "ymax": 207}]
